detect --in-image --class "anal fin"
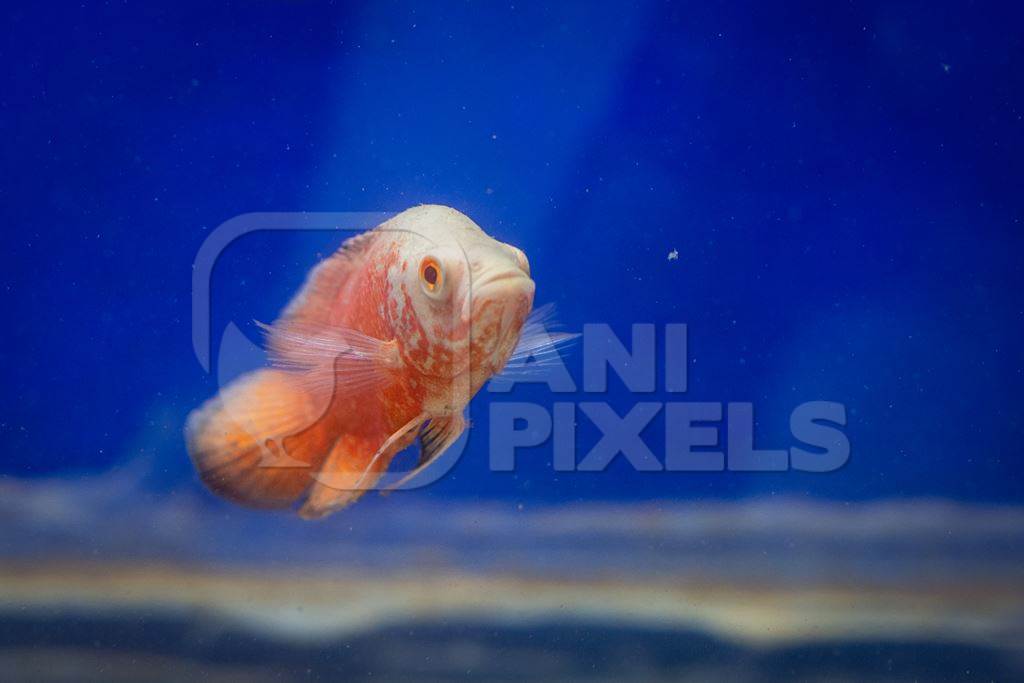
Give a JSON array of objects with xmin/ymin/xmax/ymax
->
[{"xmin": 298, "ymin": 414, "xmax": 425, "ymax": 519}]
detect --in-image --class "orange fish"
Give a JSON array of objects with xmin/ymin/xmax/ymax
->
[{"xmin": 186, "ymin": 205, "xmax": 549, "ymax": 519}]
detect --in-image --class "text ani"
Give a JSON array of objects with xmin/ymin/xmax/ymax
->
[{"xmin": 487, "ymin": 324, "xmax": 849, "ymax": 473}]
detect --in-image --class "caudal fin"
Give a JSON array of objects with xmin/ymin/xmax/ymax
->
[{"xmin": 185, "ymin": 369, "xmax": 333, "ymax": 508}]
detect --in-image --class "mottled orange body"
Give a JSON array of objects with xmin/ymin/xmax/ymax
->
[{"xmin": 186, "ymin": 206, "xmax": 535, "ymax": 518}]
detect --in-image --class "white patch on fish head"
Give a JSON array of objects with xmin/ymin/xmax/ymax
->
[
  {"xmin": 380, "ymin": 206, "xmax": 534, "ymax": 391},
  {"xmin": 463, "ymin": 237, "xmax": 535, "ymax": 383},
  {"xmin": 381, "ymin": 206, "xmax": 474, "ymax": 379}
]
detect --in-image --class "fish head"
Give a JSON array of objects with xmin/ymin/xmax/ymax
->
[{"xmin": 385, "ymin": 205, "xmax": 535, "ymax": 390}]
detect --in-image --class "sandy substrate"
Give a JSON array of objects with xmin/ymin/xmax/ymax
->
[
  {"xmin": 1, "ymin": 473, "xmax": 1022, "ymax": 671},
  {"xmin": 0, "ymin": 561, "xmax": 1021, "ymax": 651}
]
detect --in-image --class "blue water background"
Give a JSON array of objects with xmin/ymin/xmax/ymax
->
[{"xmin": 3, "ymin": 1, "xmax": 1022, "ymax": 505}]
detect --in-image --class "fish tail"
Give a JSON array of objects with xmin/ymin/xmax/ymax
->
[{"xmin": 185, "ymin": 368, "xmax": 332, "ymax": 509}]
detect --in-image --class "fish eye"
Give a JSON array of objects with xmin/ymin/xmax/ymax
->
[{"xmin": 419, "ymin": 256, "xmax": 444, "ymax": 295}]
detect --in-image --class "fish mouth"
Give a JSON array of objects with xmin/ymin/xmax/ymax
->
[
  {"xmin": 463, "ymin": 270, "xmax": 535, "ymax": 365},
  {"xmin": 475, "ymin": 269, "xmax": 533, "ymax": 297},
  {"xmin": 462, "ymin": 270, "xmax": 535, "ymax": 325}
]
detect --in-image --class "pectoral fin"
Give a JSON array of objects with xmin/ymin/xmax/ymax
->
[
  {"xmin": 490, "ymin": 303, "xmax": 579, "ymax": 382},
  {"xmin": 419, "ymin": 414, "xmax": 467, "ymax": 465},
  {"xmin": 383, "ymin": 413, "xmax": 467, "ymax": 492}
]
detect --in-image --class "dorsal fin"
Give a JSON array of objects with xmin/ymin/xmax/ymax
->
[
  {"xmin": 277, "ymin": 229, "xmax": 378, "ymax": 329},
  {"xmin": 269, "ymin": 230, "xmax": 379, "ymax": 368}
]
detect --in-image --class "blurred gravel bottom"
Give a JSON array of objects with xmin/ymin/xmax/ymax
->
[
  {"xmin": 1, "ymin": 615, "xmax": 1021, "ymax": 682},
  {"xmin": 1, "ymin": 486, "xmax": 1022, "ymax": 681},
  {"xmin": 0, "ymin": 564, "xmax": 1022, "ymax": 682}
]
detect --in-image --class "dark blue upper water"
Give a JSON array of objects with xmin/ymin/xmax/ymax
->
[{"xmin": 3, "ymin": 1, "xmax": 1022, "ymax": 504}]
